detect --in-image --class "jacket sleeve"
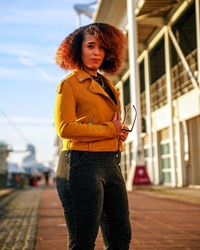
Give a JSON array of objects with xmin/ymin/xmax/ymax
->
[{"xmin": 54, "ymin": 80, "xmax": 117, "ymax": 142}]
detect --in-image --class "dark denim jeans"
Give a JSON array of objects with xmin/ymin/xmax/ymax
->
[{"xmin": 56, "ymin": 151, "xmax": 131, "ymax": 250}]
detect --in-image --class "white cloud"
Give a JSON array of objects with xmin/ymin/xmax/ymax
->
[
  {"xmin": 0, "ymin": 9, "xmax": 76, "ymax": 26},
  {"xmin": 36, "ymin": 67, "xmax": 52, "ymax": 81},
  {"xmin": 0, "ymin": 66, "xmax": 64, "ymax": 83},
  {"xmin": 0, "ymin": 116, "xmax": 53, "ymax": 125},
  {"xmin": 18, "ymin": 57, "xmax": 36, "ymax": 67},
  {"xmin": 0, "ymin": 67, "xmax": 29, "ymax": 78},
  {"xmin": 0, "ymin": 42, "xmax": 56, "ymax": 65},
  {"xmin": 0, "ymin": 42, "xmax": 63, "ymax": 82},
  {"xmin": 18, "ymin": 57, "xmax": 55, "ymax": 82}
]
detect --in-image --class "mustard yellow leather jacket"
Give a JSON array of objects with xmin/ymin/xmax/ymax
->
[{"xmin": 54, "ymin": 69, "xmax": 123, "ymax": 152}]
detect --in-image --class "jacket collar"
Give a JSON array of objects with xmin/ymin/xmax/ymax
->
[
  {"xmin": 74, "ymin": 69, "xmax": 119, "ymax": 96},
  {"xmin": 74, "ymin": 69, "xmax": 120, "ymax": 110},
  {"xmin": 74, "ymin": 69, "xmax": 92, "ymax": 83}
]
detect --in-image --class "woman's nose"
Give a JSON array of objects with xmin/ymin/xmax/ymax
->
[{"xmin": 94, "ymin": 47, "xmax": 101, "ymax": 55}]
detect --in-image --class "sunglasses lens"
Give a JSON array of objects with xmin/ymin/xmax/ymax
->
[{"xmin": 122, "ymin": 105, "xmax": 137, "ymax": 132}]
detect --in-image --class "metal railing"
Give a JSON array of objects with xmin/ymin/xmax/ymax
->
[
  {"xmin": 171, "ymin": 49, "xmax": 197, "ymax": 99},
  {"xmin": 150, "ymin": 74, "xmax": 167, "ymax": 111},
  {"xmin": 148, "ymin": 49, "xmax": 197, "ymax": 110},
  {"xmin": 140, "ymin": 91, "xmax": 146, "ymax": 118},
  {"xmin": 124, "ymin": 103, "xmax": 132, "ymax": 125}
]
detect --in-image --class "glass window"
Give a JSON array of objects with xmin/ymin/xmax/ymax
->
[
  {"xmin": 172, "ymin": 3, "xmax": 196, "ymax": 62},
  {"xmin": 161, "ymin": 158, "xmax": 170, "ymax": 169},
  {"xmin": 162, "ymin": 172, "xmax": 171, "ymax": 183},
  {"xmin": 150, "ymin": 38, "xmax": 165, "ymax": 83},
  {"xmin": 160, "ymin": 143, "xmax": 170, "ymax": 154}
]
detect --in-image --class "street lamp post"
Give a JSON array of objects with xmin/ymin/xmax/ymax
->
[{"xmin": 74, "ymin": 1, "xmax": 97, "ymax": 27}]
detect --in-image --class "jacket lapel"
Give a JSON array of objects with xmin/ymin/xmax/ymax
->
[
  {"xmin": 89, "ymin": 79, "xmax": 108, "ymax": 97},
  {"xmin": 75, "ymin": 69, "xmax": 120, "ymax": 112},
  {"xmin": 89, "ymin": 79, "xmax": 120, "ymax": 112},
  {"xmin": 102, "ymin": 77, "xmax": 121, "ymax": 111}
]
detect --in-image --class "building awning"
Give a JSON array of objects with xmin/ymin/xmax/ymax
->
[
  {"xmin": 93, "ymin": 0, "xmax": 127, "ymax": 28},
  {"xmin": 137, "ymin": 0, "xmax": 182, "ymax": 46},
  {"xmin": 93, "ymin": 0, "xmax": 185, "ymax": 51}
]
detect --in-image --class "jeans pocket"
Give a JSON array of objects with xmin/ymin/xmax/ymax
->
[
  {"xmin": 69, "ymin": 151, "xmax": 88, "ymax": 168},
  {"xmin": 55, "ymin": 177, "xmax": 73, "ymax": 212},
  {"xmin": 64, "ymin": 150, "xmax": 70, "ymax": 164},
  {"xmin": 56, "ymin": 177, "xmax": 70, "ymax": 200}
]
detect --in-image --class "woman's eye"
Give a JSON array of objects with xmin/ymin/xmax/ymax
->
[{"xmin": 88, "ymin": 45, "xmax": 94, "ymax": 49}]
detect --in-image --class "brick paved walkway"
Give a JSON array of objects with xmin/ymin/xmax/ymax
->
[
  {"xmin": 129, "ymin": 192, "xmax": 200, "ymax": 249},
  {"xmin": 1, "ymin": 186, "xmax": 199, "ymax": 249},
  {"xmin": 0, "ymin": 188, "xmax": 41, "ymax": 250},
  {"xmin": 35, "ymin": 186, "xmax": 105, "ymax": 250},
  {"xmin": 35, "ymin": 186, "xmax": 200, "ymax": 250}
]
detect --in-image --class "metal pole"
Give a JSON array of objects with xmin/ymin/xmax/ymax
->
[
  {"xmin": 126, "ymin": 0, "xmax": 145, "ymax": 191},
  {"xmin": 153, "ymin": 121, "xmax": 160, "ymax": 184},
  {"xmin": 77, "ymin": 14, "xmax": 81, "ymax": 28},
  {"xmin": 195, "ymin": 0, "xmax": 200, "ymax": 85},
  {"xmin": 175, "ymin": 118, "xmax": 183, "ymax": 186},
  {"xmin": 144, "ymin": 51, "xmax": 155, "ymax": 183},
  {"xmin": 164, "ymin": 27, "xmax": 177, "ymax": 187}
]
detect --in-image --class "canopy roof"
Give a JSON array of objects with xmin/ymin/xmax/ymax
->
[{"xmin": 93, "ymin": 0, "xmax": 184, "ymax": 51}]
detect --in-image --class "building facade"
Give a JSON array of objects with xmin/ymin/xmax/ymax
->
[
  {"xmin": 0, "ymin": 142, "xmax": 10, "ymax": 188},
  {"xmin": 94, "ymin": 0, "xmax": 200, "ymax": 187}
]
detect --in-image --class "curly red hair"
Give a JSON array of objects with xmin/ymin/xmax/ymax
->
[{"xmin": 56, "ymin": 23, "xmax": 127, "ymax": 74}]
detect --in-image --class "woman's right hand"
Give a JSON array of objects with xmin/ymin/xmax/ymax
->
[{"xmin": 112, "ymin": 112, "xmax": 123, "ymax": 136}]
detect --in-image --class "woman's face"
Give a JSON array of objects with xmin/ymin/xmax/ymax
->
[{"xmin": 81, "ymin": 33, "xmax": 105, "ymax": 72}]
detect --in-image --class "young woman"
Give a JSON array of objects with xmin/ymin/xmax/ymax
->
[{"xmin": 54, "ymin": 23, "xmax": 131, "ymax": 250}]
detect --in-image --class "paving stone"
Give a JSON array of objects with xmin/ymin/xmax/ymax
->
[
  {"xmin": 129, "ymin": 192, "xmax": 200, "ymax": 249},
  {"xmin": 0, "ymin": 188, "xmax": 41, "ymax": 250}
]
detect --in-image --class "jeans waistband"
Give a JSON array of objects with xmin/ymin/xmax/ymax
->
[{"xmin": 70, "ymin": 150, "xmax": 121, "ymax": 158}]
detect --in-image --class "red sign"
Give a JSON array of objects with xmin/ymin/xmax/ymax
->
[{"xmin": 133, "ymin": 166, "xmax": 151, "ymax": 185}]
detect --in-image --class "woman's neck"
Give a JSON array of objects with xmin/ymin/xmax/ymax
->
[{"xmin": 82, "ymin": 65, "xmax": 97, "ymax": 77}]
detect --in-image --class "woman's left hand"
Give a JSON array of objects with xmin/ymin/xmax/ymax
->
[{"xmin": 119, "ymin": 125, "xmax": 129, "ymax": 142}]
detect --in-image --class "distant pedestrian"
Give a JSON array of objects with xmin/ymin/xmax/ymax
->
[
  {"xmin": 43, "ymin": 169, "xmax": 50, "ymax": 186},
  {"xmin": 54, "ymin": 23, "xmax": 132, "ymax": 250}
]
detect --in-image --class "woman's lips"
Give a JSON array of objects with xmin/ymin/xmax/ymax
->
[{"xmin": 91, "ymin": 59, "xmax": 101, "ymax": 63}]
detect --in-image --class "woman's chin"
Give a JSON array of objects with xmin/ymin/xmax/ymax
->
[{"xmin": 87, "ymin": 63, "xmax": 101, "ymax": 70}]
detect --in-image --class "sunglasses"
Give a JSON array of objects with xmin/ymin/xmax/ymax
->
[{"xmin": 122, "ymin": 105, "xmax": 137, "ymax": 132}]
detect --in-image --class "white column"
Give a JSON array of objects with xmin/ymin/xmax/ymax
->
[
  {"xmin": 153, "ymin": 126, "xmax": 160, "ymax": 185},
  {"xmin": 175, "ymin": 119, "xmax": 183, "ymax": 187},
  {"xmin": 195, "ymin": 0, "xmax": 200, "ymax": 85},
  {"xmin": 144, "ymin": 51, "xmax": 155, "ymax": 183},
  {"xmin": 164, "ymin": 27, "xmax": 177, "ymax": 187},
  {"xmin": 117, "ymin": 80, "xmax": 126, "ymax": 179},
  {"xmin": 126, "ymin": 0, "xmax": 145, "ymax": 191}
]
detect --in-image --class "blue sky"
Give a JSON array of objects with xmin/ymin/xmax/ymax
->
[{"xmin": 0, "ymin": 0, "xmax": 93, "ymax": 165}]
